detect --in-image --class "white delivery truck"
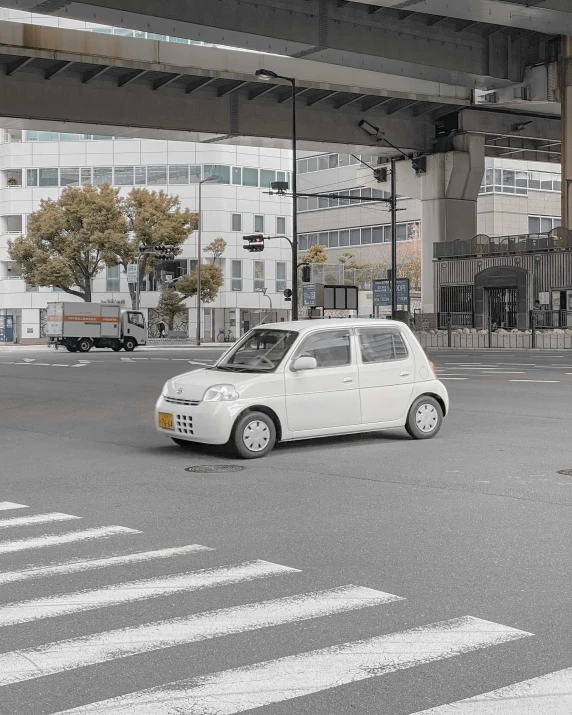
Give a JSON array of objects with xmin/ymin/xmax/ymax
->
[{"xmin": 46, "ymin": 302, "xmax": 147, "ymax": 353}]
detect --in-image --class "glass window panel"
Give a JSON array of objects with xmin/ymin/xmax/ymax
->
[
  {"xmin": 254, "ymin": 215, "xmax": 264, "ymax": 233},
  {"xmin": 106, "ymin": 264, "xmax": 120, "ymax": 292},
  {"xmin": 554, "ymin": 178, "xmax": 562, "ymax": 192},
  {"xmin": 318, "ymin": 155, "xmax": 329, "ymax": 171},
  {"xmin": 307, "ymin": 196, "xmax": 319, "ymax": 211},
  {"xmin": 339, "ymin": 230, "xmax": 350, "ymax": 247},
  {"xmin": 349, "ymin": 155, "xmax": 360, "ymax": 165},
  {"xmin": 260, "ymin": 169, "xmax": 276, "ymax": 188},
  {"xmin": 540, "ymin": 217, "xmax": 553, "ymax": 233},
  {"xmin": 134, "ymin": 167, "xmax": 146, "ymax": 185},
  {"xmin": 26, "ymin": 131, "xmax": 39, "ymax": 141},
  {"xmin": 361, "ymin": 227, "xmax": 372, "ymax": 244},
  {"xmin": 328, "ymin": 231, "xmax": 339, "ymax": 248},
  {"xmin": 169, "ymin": 165, "xmax": 189, "ymax": 185},
  {"xmin": 516, "ymin": 171, "xmax": 528, "ymax": 189},
  {"xmin": 494, "ymin": 169, "xmax": 502, "ymax": 187},
  {"xmin": 81, "ymin": 168, "xmax": 92, "ymax": 185},
  {"xmin": 276, "ymin": 216, "xmax": 286, "ymax": 234},
  {"xmin": 39, "ymin": 168, "xmax": 59, "ymax": 187},
  {"xmin": 485, "ymin": 168, "xmax": 493, "ymax": 186},
  {"xmin": 189, "ymin": 166, "xmax": 201, "ymax": 183},
  {"xmin": 276, "ymin": 261, "xmax": 287, "ymax": 292},
  {"xmin": 318, "ymin": 196, "xmax": 329, "ymax": 209},
  {"xmin": 204, "ymin": 165, "xmax": 230, "ymax": 184},
  {"xmin": 308, "ymin": 233, "xmax": 318, "ymax": 247},
  {"xmin": 113, "ymin": 27, "xmax": 134, "ymax": 36},
  {"xmin": 371, "ymin": 189, "xmax": 385, "ymax": 200},
  {"xmin": 329, "ymin": 196, "xmax": 339, "ymax": 208},
  {"xmin": 254, "ymin": 260, "xmax": 265, "ymax": 291},
  {"xmin": 231, "ymin": 214, "xmax": 242, "ymax": 232},
  {"xmin": 60, "ymin": 133, "xmax": 81, "ymax": 141},
  {"xmin": 528, "ymin": 216, "xmax": 541, "ymax": 234},
  {"xmin": 114, "ymin": 166, "xmax": 134, "ymax": 186},
  {"xmin": 349, "ymin": 189, "xmax": 361, "ymax": 202},
  {"xmin": 540, "ymin": 173, "xmax": 552, "ymax": 191},
  {"xmin": 358, "ymin": 328, "xmax": 408, "ymax": 363},
  {"xmin": 329, "ymin": 154, "xmax": 339, "ymax": 169},
  {"xmin": 338, "ymin": 191, "xmax": 350, "ymax": 206},
  {"xmin": 318, "ymin": 232, "xmax": 329, "ymax": 246},
  {"xmin": 277, "ymin": 171, "xmax": 286, "ymax": 183},
  {"xmin": 25, "ymin": 283, "xmax": 38, "ymax": 292},
  {"xmin": 502, "ymin": 170, "xmax": 515, "ymax": 187},
  {"xmin": 396, "ymin": 223, "xmax": 407, "ymax": 241},
  {"xmin": 297, "ymin": 197, "xmax": 309, "ymax": 212},
  {"xmin": 338, "ymin": 154, "xmax": 350, "ymax": 166},
  {"xmin": 26, "ymin": 169, "xmax": 38, "ymax": 187},
  {"xmin": 297, "ymin": 159, "xmax": 307, "ymax": 174},
  {"xmin": 92, "ymin": 135, "xmax": 111, "ymax": 141},
  {"xmin": 147, "ymin": 165, "xmax": 167, "ymax": 184},
  {"xmin": 307, "ymin": 157, "xmax": 318, "ymax": 173},
  {"xmin": 60, "ymin": 168, "xmax": 80, "ymax": 187},
  {"xmin": 242, "ymin": 168, "xmax": 258, "ymax": 187},
  {"xmin": 296, "ymin": 330, "xmax": 351, "ymax": 368},
  {"xmin": 361, "ymin": 188, "xmax": 372, "ymax": 199},
  {"xmin": 299, "ymin": 235, "xmax": 309, "ymax": 250},
  {"xmin": 147, "ymin": 33, "xmax": 167, "ymax": 40},
  {"xmin": 350, "ymin": 229, "xmax": 361, "ymax": 246},
  {"xmin": 232, "ymin": 167, "xmax": 242, "ymax": 185},
  {"xmin": 372, "ymin": 226, "xmax": 383, "ymax": 244},
  {"xmin": 529, "ymin": 172, "xmax": 540, "ymax": 189},
  {"xmin": 231, "ymin": 260, "xmax": 242, "ymax": 291},
  {"xmin": 384, "ymin": 225, "xmax": 392, "ymax": 242},
  {"xmin": 93, "ymin": 167, "xmax": 112, "ymax": 185}
]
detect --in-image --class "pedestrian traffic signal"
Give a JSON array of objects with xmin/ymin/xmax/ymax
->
[
  {"xmin": 283, "ymin": 288, "xmax": 293, "ymax": 301},
  {"xmin": 301, "ymin": 265, "xmax": 311, "ymax": 283},
  {"xmin": 243, "ymin": 234, "xmax": 265, "ymax": 252}
]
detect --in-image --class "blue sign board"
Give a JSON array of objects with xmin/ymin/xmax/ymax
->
[
  {"xmin": 0, "ymin": 315, "xmax": 14, "ymax": 343},
  {"xmin": 372, "ymin": 279, "xmax": 410, "ymax": 308},
  {"xmin": 302, "ymin": 284, "xmax": 316, "ymax": 307}
]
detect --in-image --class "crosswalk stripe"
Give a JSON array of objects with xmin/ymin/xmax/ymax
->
[
  {"xmin": 0, "ymin": 544, "xmax": 213, "ymax": 585},
  {"xmin": 0, "ymin": 525, "xmax": 140, "ymax": 555},
  {"xmin": 0, "ymin": 512, "xmax": 81, "ymax": 530},
  {"xmin": 0, "ymin": 502, "xmax": 28, "ymax": 511},
  {"xmin": 411, "ymin": 666, "xmax": 572, "ymax": 714},
  {"xmin": 53, "ymin": 616, "xmax": 532, "ymax": 715},
  {"xmin": 0, "ymin": 560, "xmax": 299, "ymax": 628},
  {"xmin": 0, "ymin": 584, "xmax": 402, "ymax": 687}
]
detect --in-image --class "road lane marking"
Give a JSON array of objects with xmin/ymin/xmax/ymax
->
[
  {"xmin": 121, "ymin": 358, "xmax": 136, "ymax": 362},
  {"xmin": 509, "ymin": 379, "xmax": 561, "ymax": 383},
  {"xmin": 440, "ymin": 378, "xmax": 469, "ymax": 381},
  {"xmin": 0, "ymin": 544, "xmax": 213, "ymax": 585},
  {"xmin": 0, "ymin": 526, "xmax": 140, "ymax": 555},
  {"xmin": 410, "ymin": 666, "xmax": 572, "ymax": 714},
  {"xmin": 53, "ymin": 617, "xmax": 532, "ymax": 715},
  {"xmin": 0, "ymin": 585, "xmax": 402, "ymax": 687},
  {"xmin": 0, "ymin": 512, "xmax": 80, "ymax": 530},
  {"xmin": 51, "ymin": 364, "xmax": 68, "ymax": 367},
  {"xmin": 72, "ymin": 363, "xmax": 88, "ymax": 368},
  {"xmin": 0, "ymin": 502, "xmax": 28, "ymax": 511},
  {"xmin": 0, "ymin": 560, "xmax": 299, "ymax": 628}
]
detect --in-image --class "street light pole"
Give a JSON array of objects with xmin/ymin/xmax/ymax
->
[
  {"xmin": 255, "ymin": 68, "xmax": 298, "ymax": 320},
  {"xmin": 196, "ymin": 174, "xmax": 218, "ymax": 346},
  {"xmin": 390, "ymin": 157, "xmax": 398, "ymax": 319}
]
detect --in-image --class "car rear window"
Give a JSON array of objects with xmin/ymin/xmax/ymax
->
[{"xmin": 357, "ymin": 328, "xmax": 408, "ymax": 363}]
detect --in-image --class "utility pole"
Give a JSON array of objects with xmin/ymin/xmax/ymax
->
[{"xmin": 390, "ymin": 157, "xmax": 398, "ymax": 319}]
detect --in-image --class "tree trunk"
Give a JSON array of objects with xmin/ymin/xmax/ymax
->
[{"xmin": 128, "ymin": 283, "xmax": 136, "ymax": 310}]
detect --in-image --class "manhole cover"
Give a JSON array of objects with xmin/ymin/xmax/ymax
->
[
  {"xmin": 557, "ymin": 469, "xmax": 572, "ymax": 476},
  {"xmin": 185, "ymin": 465, "xmax": 245, "ymax": 474}
]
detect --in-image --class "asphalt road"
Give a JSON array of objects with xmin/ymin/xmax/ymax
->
[{"xmin": 0, "ymin": 346, "xmax": 571, "ymax": 714}]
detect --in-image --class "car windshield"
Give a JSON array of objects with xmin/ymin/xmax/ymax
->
[{"xmin": 217, "ymin": 329, "xmax": 298, "ymax": 372}]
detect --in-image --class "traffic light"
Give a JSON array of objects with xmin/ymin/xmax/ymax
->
[
  {"xmin": 373, "ymin": 167, "xmax": 388, "ymax": 183},
  {"xmin": 301, "ymin": 265, "xmax": 311, "ymax": 283},
  {"xmin": 283, "ymin": 288, "xmax": 293, "ymax": 302},
  {"xmin": 243, "ymin": 234, "xmax": 265, "ymax": 252}
]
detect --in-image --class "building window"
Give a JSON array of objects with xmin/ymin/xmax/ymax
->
[
  {"xmin": 276, "ymin": 216, "xmax": 286, "ymax": 235},
  {"xmin": 114, "ymin": 166, "xmax": 134, "ymax": 186},
  {"xmin": 134, "ymin": 167, "xmax": 147, "ymax": 185},
  {"xmin": 276, "ymin": 261, "xmax": 287, "ymax": 293},
  {"xmin": 232, "ymin": 167, "xmax": 242, "ymax": 185},
  {"xmin": 231, "ymin": 260, "xmax": 242, "ymax": 291},
  {"xmin": 147, "ymin": 165, "xmax": 168, "ymax": 185},
  {"xmin": 254, "ymin": 260, "xmax": 265, "ymax": 292},
  {"xmin": 39, "ymin": 168, "xmax": 59, "ymax": 187},
  {"xmin": 168, "ymin": 165, "xmax": 189, "ymax": 185},
  {"xmin": 204, "ymin": 165, "xmax": 230, "ymax": 184},
  {"xmin": 25, "ymin": 283, "xmax": 38, "ymax": 292},
  {"xmin": 81, "ymin": 168, "xmax": 93, "ymax": 185},
  {"xmin": 231, "ymin": 214, "xmax": 242, "ymax": 232},
  {"xmin": 298, "ymin": 221, "xmax": 420, "ymax": 250},
  {"xmin": 4, "ymin": 215, "xmax": 23, "ymax": 233},
  {"xmin": 189, "ymin": 166, "xmax": 201, "ymax": 183},
  {"xmin": 93, "ymin": 167, "xmax": 113, "ymax": 185},
  {"xmin": 260, "ymin": 169, "xmax": 276, "ymax": 189},
  {"xmin": 106, "ymin": 265, "xmax": 121, "ymax": 292},
  {"xmin": 60, "ymin": 168, "xmax": 80, "ymax": 187},
  {"xmin": 26, "ymin": 169, "xmax": 38, "ymax": 187},
  {"xmin": 242, "ymin": 168, "xmax": 258, "ymax": 187},
  {"xmin": 528, "ymin": 215, "xmax": 561, "ymax": 235},
  {"xmin": 254, "ymin": 215, "xmax": 264, "ymax": 233}
]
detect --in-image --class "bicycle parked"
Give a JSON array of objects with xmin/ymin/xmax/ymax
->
[{"xmin": 217, "ymin": 327, "xmax": 235, "ymax": 343}]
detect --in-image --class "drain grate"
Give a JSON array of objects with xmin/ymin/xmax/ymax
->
[
  {"xmin": 557, "ymin": 469, "xmax": 572, "ymax": 476},
  {"xmin": 185, "ymin": 465, "xmax": 245, "ymax": 474}
]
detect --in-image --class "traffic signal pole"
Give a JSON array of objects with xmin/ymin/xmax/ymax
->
[
  {"xmin": 390, "ymin": 157, "xmax": 398, "ymax": 319},
  {"xmin": 291, "ymin": 78, "xmax": 299, "ymax": 321}
]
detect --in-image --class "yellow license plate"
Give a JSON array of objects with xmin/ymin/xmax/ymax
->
[{"xmin": 158, "ymin": 412, "xmax": 173, "ymax": 430}]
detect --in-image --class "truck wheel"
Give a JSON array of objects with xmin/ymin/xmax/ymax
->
[
  {"xmin": 66, "ymin": 344, "xmax": 78, "ymax": 353},
  {"xmin": 77, "ymin": 338, "xmax": 92, "ymax": 353},
  {"xmin": 111, "ymin": 344, "xmax": 122, "ymax": 352},
  {"xmin": 123, "ymin": 338, "xmax": 136, "ymax": 352}
]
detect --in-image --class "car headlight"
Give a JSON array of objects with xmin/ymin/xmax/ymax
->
[
  {"xmin": 161, "ymin": 381, "xmax": 171, "ymax": 398},
  {"xmin": 203, "ymin": 384, "xmax": 239, "ymax": 402}
]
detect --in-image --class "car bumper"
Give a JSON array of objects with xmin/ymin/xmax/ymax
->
[{"xmin": 155, "ymin": 396, "xmax": 241, "ymax": 445}]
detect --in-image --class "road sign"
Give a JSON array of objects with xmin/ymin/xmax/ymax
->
[
  {"xmin": 126, "ymin": 264, "xmax": 138, "ymax": 284},
  {"xmin": 372, "ymin": 278, "xmax": 410, "ymax": 308},
  {"xmin": 302, "ymin": 284, "xmax": 316, "ymax": 307}
]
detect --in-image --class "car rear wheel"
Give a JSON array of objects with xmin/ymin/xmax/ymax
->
[
  {"xmin": 405, "ymin": 396, "xmax": 443, "ymax": 440},
  {"xmin": 233, "ymin": 411, "xmax": 276, "ymax": 459}
]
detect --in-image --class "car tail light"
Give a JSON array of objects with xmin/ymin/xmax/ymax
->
[{"xmin": 429, "ymin": 361, "xmax": 438, "ymax": 378}]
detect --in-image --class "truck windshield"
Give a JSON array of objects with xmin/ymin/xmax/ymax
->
[
  {"xmin": 127, "ymin": 312, "xmax": 145, "ymax": 329},
  {"xmin": 217, "ymin": 329, "xmax": 298, "ymax": 372}
]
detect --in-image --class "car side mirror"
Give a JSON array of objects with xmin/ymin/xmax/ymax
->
[{"xmin": 292, "ymin": 356, "xmax": 318, "ymax": 372}]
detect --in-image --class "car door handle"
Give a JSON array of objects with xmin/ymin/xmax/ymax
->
[
  {"xmin": 400, "ymin": 371, "xmax": 410, "ymax": 377},
  {"xmin": 342, "ymin": 377, "xmax": 353, "ymax": 383}
]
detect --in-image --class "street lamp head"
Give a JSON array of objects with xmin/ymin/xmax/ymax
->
[
  {"xmin": 203, "ymin": 174, "xmax": 220, "ymax": 183},
  {"xmin": 359, "ymin": 119, "xmax": 380, "ymax": 138},
  {"xmin": 256, "ymin": 68, "xmax": 278, "ymax": 81}
]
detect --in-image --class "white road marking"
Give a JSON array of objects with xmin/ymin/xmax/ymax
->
[
  {"xmin": 54, "ymin": 616, "xmax": 532, "ymax": 715},
  {"xmin": 0, "ymin": 560, "xmax": 299, "ymax": 627},
  {"xmin": 72, "ymin": 363, "xmax": 88, "ymax": 368},
  {"xmin": 51, "ymin": 364, "xmax": 69, "ymax": 367},
  {"xmin": 0, "ymin": 585, "xmax": 401, "ymax": 687},
  {"xmin": 121, "ymin": 358, "xmax": 136, "ymax": 362},
  {"xmin": 0, "ymin": 512, "xmax": 80, "ymax": 530},
  {"xmin": 440, "ymin": 378, "xmax": 469, "ymax": 381},
  {"xmin": 35, "ymin": 363, "xmax": 51, "ymax": 366},
  {"xmin": 0, "ymin": 543, "xmax": 213, "ymax": 586},
  {"xmin": 0, "ymin": 525, "xmax": 140, "ymax": 555},
  {"xmin": 0, "ymin": 502, "xmax": 28, "ymax": 511},
  {"xmin": 151, "ymin": 358, "xmax": 169, "ymax": 361},
  {"xmin": 509, "ymin": 379, "xmax": 561, "ymax": 383},
  {"xmin": 22, "ymin": 358, "xmax": 35, "ymax": 363},
  {"xmin": 410, "ymin": 666, "xmax": 572, "ymax": 714}
]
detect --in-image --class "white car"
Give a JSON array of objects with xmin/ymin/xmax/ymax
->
[{"xmin": 156, "ymin": 319, "xmax": 449, "ymax": 459}]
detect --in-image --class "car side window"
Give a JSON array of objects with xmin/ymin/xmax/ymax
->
[
  {"xmin": 294, "ymin": 330, "xmax": 352, "ymax": 368},
  {"xmin": 127, "ymin": 312, "xmax": 145, "ymax": 329},
  {"xmin": 358, "ymin": 328, "xmax": 408, "ymax": 363}
]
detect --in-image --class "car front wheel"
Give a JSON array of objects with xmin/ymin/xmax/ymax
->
[
  {"xmin": 405, "ymin": 396, "xmax": 443, "ymax": 440},
  {"xmin": 233, "ymin": 411, "xmax": 276, "ymax": 459}
]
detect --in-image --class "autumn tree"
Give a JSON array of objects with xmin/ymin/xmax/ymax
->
[
  {"xmin": 176, "ymin": 263, "xmax": 224, "ymax": 304},
  {"xmin": 8, "ymin": 184, "xmax": 125, "ymax": 301},
  {"xmin": 299, "ymin": 244, "xmax": 328, "ymax": 264},
  {"xmin": 156, "ymin": 288, "xmax": 188, "ymax": 331},
  {"xmin": 203, "ymin": 237, "xmax": 227, "ymax": 263}
]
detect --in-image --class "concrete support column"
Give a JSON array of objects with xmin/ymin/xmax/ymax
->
[
  {"xmin": 560, "ymin": 37, "xmax": 572, "ymax": 231},
  {"xmin": 420, "ymin": 134, "xmax": 485, "ymax": 312}
]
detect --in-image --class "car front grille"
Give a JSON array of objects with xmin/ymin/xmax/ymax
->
[
  {"xmin": 175, "ymin": 414, "xmax": 194, "ymax": 435},
  {"xmin": 165, "ymin": 396, "xmax": 200, "ymax": 407}
]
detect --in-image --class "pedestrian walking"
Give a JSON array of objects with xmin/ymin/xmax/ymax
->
[{"xmin": 158, "ymin": 320, "xmax": 166, "ymax": 338}]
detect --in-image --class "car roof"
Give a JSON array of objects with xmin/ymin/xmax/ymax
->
[{"xmin": 254, "ymin": 319, "xmax": 410, "ymax": 333}]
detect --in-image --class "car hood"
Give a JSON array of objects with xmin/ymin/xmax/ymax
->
[{"xmin": 164, "ymin": 368, "xmax": 281, "ymax": 402}]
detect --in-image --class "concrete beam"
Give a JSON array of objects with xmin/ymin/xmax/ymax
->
[{"xmin": 0, "ymin": 0, "xmax": 548, "ymax": 89}]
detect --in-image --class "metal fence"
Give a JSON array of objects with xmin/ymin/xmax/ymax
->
[{"xmin": 434, "ymin": 230, "xmax": 572, "ymax": 259}]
